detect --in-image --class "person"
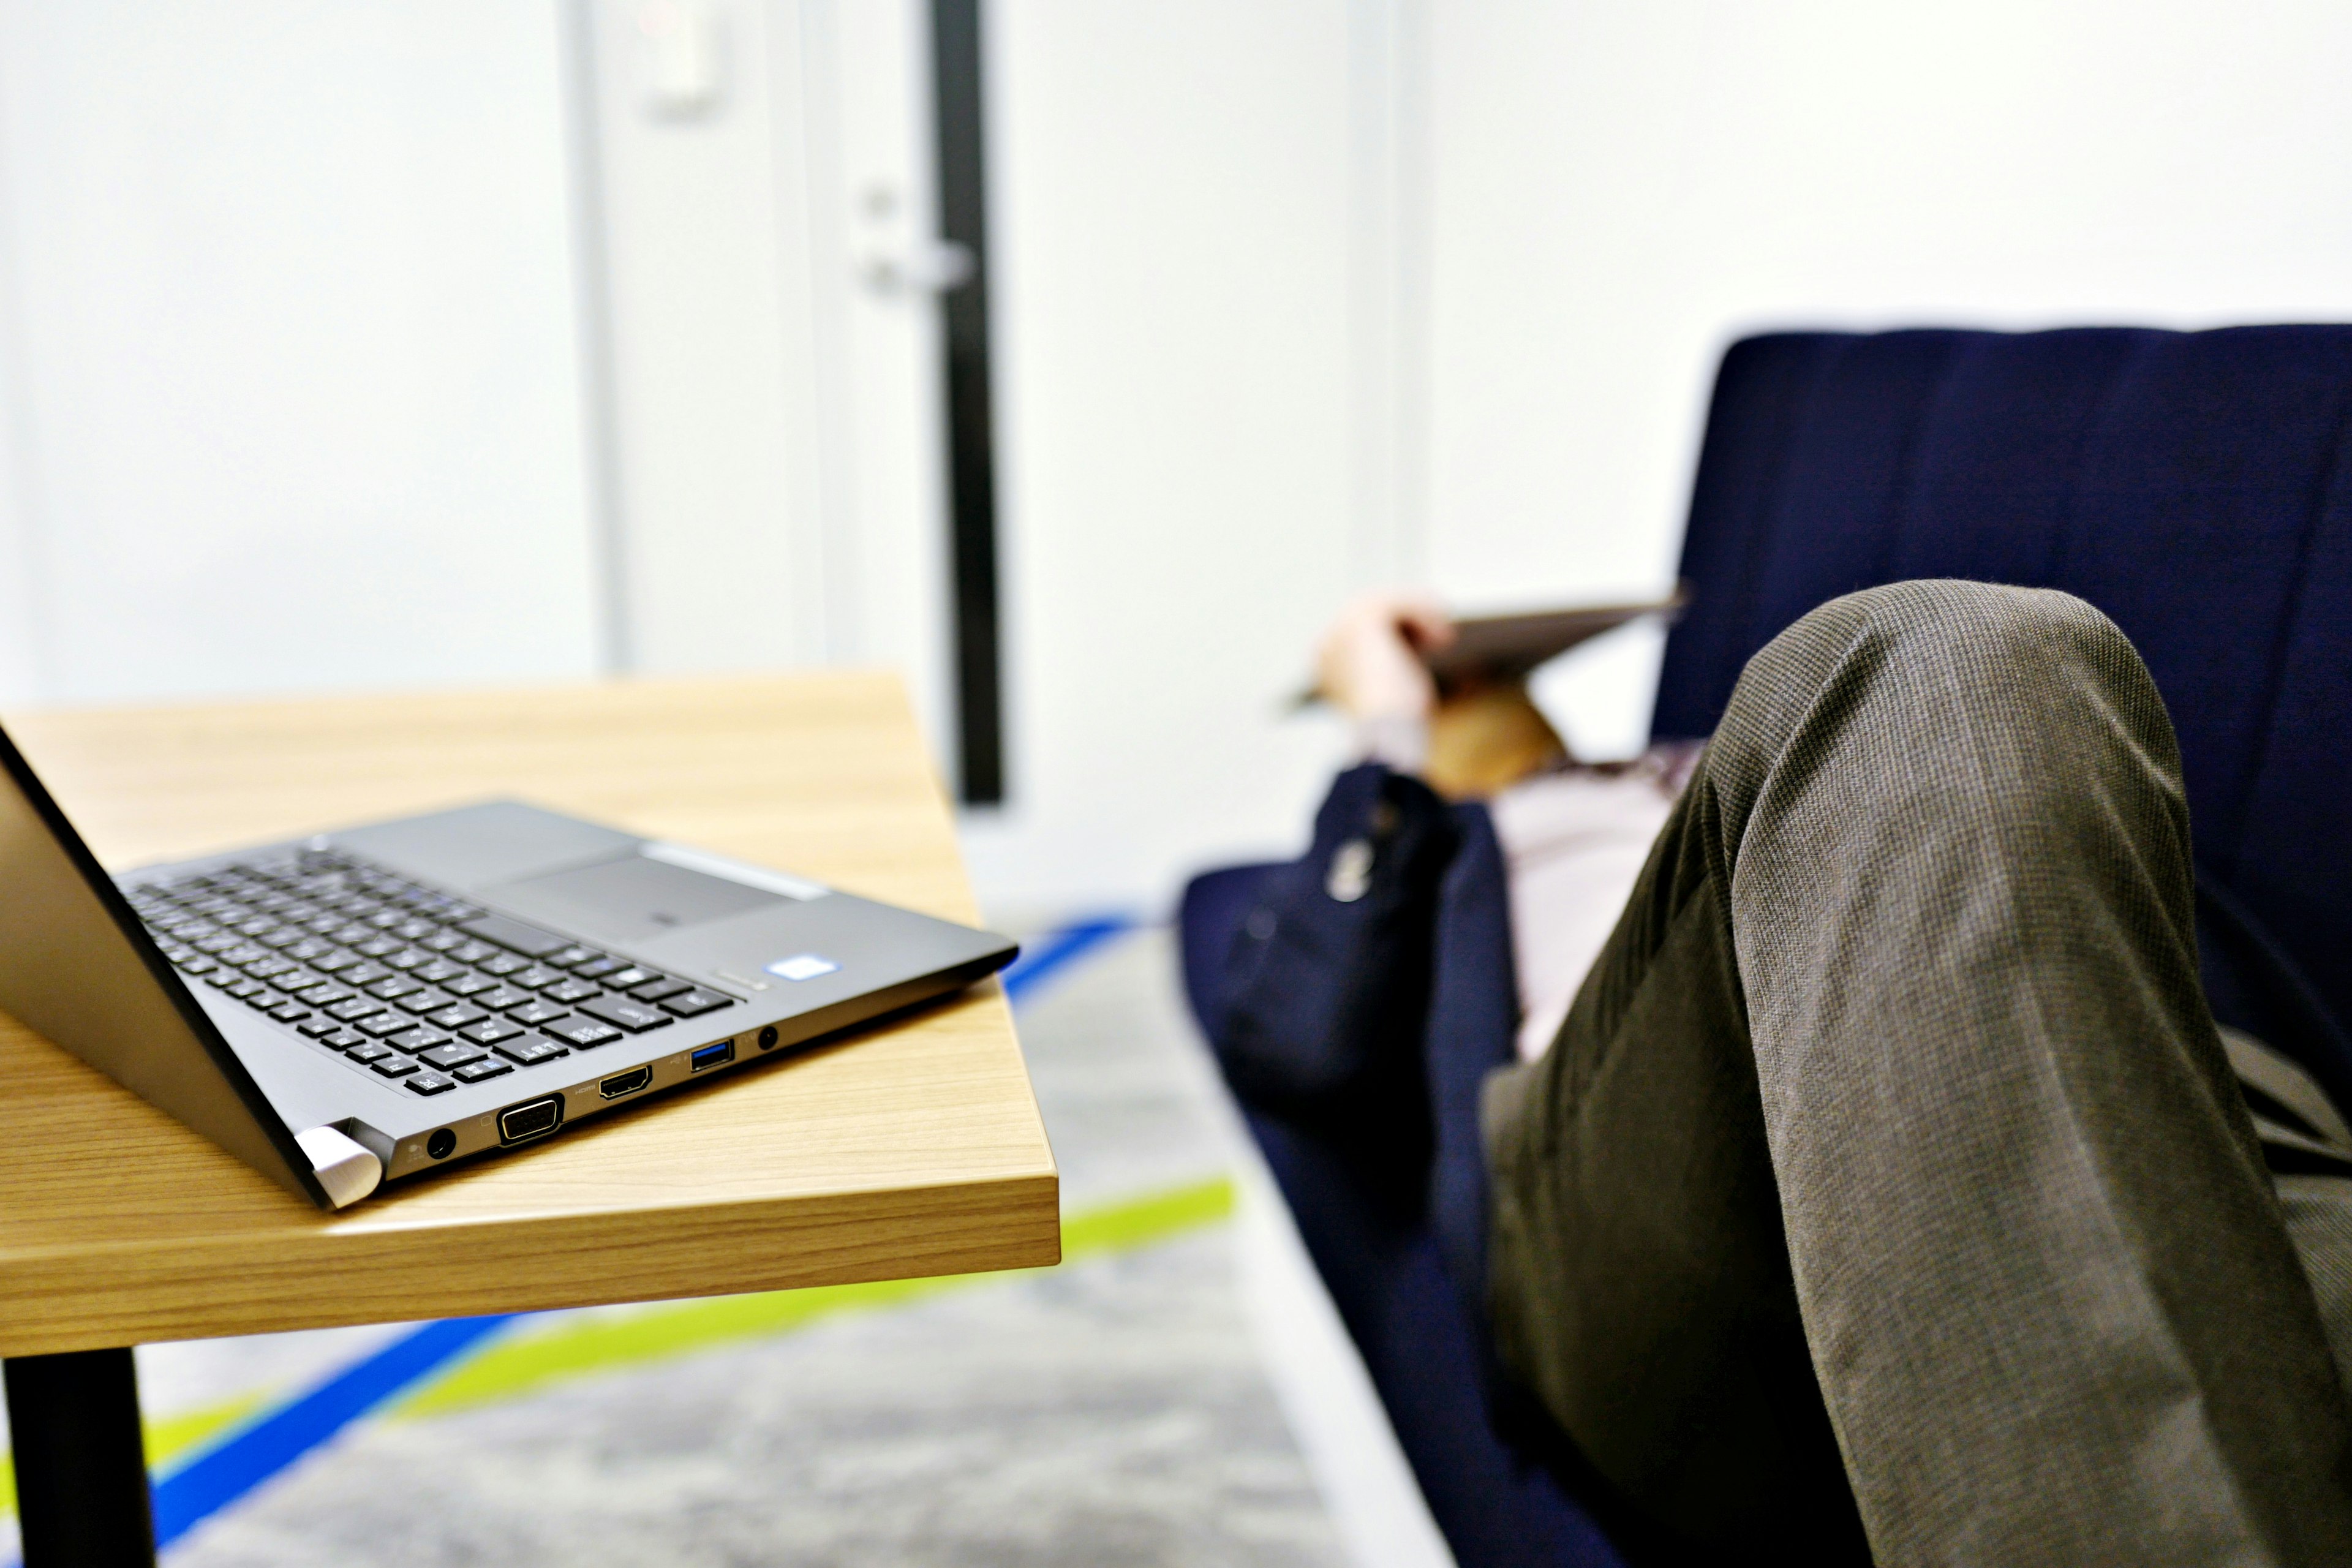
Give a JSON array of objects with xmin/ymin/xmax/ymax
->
[{"xmin": 1202, "ymin": 580, "xmax": 2352, "ymax": 1564}]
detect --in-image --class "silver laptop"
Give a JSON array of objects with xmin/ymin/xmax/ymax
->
[{"xmin": 0, "ymin": 722, "xmax": 1017, "ymax": 1209}]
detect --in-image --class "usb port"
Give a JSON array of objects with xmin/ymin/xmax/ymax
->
[
  {"xmin": 497, "ymin": 1095, "xmax": 564, "ymax": 1145},
  {"xmin": 690, "ymin": 1039, "xmax": 736, "ymax": 1072},
  {"xmin": 599, "ymin": 1065, "xmax": 654, "ymax": 1099}
]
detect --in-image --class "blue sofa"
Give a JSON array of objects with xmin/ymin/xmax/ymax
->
[{"xmin": 1180, "ymin": 326, "xmax": 2352, "ymax": 1565}]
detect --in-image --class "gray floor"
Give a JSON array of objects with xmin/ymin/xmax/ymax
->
[{"xmin": 17, "ymin": 927, "xmax": 1348, "ymax": 1567}]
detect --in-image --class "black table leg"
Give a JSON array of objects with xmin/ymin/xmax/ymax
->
[{"xmin": 5, "ymin": 1348, "xmax": 154, "ymax": 1567}]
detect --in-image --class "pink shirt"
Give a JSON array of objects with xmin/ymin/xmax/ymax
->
[
  {"xmin": 1488, "ymin": 748, "xmax": 1697, "ymax": 1058},
  {"xmin": 1360, "ymin": 722, "xmax": 1697, "ymax": 1061}
]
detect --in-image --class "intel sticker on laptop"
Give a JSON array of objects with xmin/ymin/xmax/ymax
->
[{"xmin": 767, "ymin": 954, "xmax": 840, "ymax": 982}]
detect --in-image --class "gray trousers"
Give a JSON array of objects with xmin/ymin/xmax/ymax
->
[{"xmin": 1480, "ymin": 580, "xmax": 2352, "ymax": 1564}]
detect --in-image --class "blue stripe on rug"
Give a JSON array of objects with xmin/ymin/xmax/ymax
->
[
  {"xmin": 0, "ymin": 915, "xmax": 1140, "ymax": 1564},
  {"xmin": 150, "ymin": 1314, "xmax": 516, "ymax": 1550},
  {"xmin": 1000, "ymin": 916, "xmax": 1136, "ymax": 1005}
]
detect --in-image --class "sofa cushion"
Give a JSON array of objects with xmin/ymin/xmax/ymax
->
[{"xmin": 1655, "ymin": 326, "xmax": 2352, "ymax": 1098}]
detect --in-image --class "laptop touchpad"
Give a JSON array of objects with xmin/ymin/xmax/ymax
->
[{"xmin": 488, "ymin": 853, "xmax": 783, "ymax": 943}]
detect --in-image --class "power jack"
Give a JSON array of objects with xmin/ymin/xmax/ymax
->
[{"xmin": 758, "ymin": 1025, "xmax": 780, "ymax": 1050}]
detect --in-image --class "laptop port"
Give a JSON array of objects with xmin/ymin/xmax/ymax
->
[
  {"xmin": 600, "ymin": 1065, "xmax": 654, "ymax": 1099},
  {"xmin": 690, "ymin": 1039, "xmax": 736, "ymax": 1072},
  {"xmin": 497, "ymin": 1095, "xmax": 564, "ymax": 1145}
]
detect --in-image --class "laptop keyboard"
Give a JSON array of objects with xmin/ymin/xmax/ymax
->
[{"xmin": 124, "ymin": 849, "xmax": 738, "ymax": 1097}]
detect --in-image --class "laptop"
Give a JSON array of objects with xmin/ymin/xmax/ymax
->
[{"xmin": 0, "ymin": 721, "xmax": 1018, "ymax": 1210}]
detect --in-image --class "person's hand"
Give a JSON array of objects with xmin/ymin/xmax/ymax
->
[{"xmin": 1315, "ymin": 593, "xmax": 1455, "ymax": 723}]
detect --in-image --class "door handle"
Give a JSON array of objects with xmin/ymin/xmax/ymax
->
[{"xmin": 861, "ymin": 241, "xmax": 976, "ymax": 296}]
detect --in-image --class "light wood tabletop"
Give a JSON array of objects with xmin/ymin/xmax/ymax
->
[{"xmin": 0, "ymin": 674, "xmax": 1059, "ymax": 1357}]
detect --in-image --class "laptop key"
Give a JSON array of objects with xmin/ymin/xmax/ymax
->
[
  {"xmin": 474, "ymin": 986, "xmax": 531, "ymax": 1011},
  {"xmin": 339, "ymin": 962, "xmax": 391, "ymax": 987},
  {"xmin": 578, "ymin": 996, "xmax": 672, "ymax": 1033},
  {"xmin": 510, "ymin": 966, "xmax": 565, "ymax": 990},
  {"xmin": 546, "ymin": 946, "xmax": 602, "ymax": 969},
  {"xmin": 318, "ymin": 1030, "xmax": 368, "ymax": 1052},
  {"xmin": 394, "ymin": 987, "xmax": 456, "ymax": 1015},
  {"xmin": 492, "ymin": 1036, "xmax": 567, "ymax": 1066},
  {"xmin": 390, "ymin": 1028, "xmax": 454, "ymax": 1054},
  {"xmin": 345, "ymin": 1041, "xmax": 393, "ymax": 1063},
  {"xmin": 443, "ymin": 973, "xmax": 497, "ymax": 997},
  {"xmin": 370, "ymin": 1055, "xmax": 420, "ymax": 1078},
  {"xmin": 602, "ymin": 967, "xmax": 657, "ymax": 990},
  {"xmin": 627, "ymin": 978, "xmax": 692, "ymax": 1003},
  {"xmin": 426, "ymin": 1004, "xmax": 488, "ymax": 1030},
  {"xmin": 543, "ymin": 979, "xmax": 601, "ymax": 1005},
  {"xmin": 453, "ymin": 1058, "xmax": 512, "ymax": 1084},
  {"xmin": 328, "ymin": 997, "xmax": 385, "ymax": 1022},
  {"xmin": 508, "ymin": 1000, "xmax": 568, "ymax": 1028},
  {"xmin": 358, "ymin": 1012, "xmax": 415, "ymax": 1038},
  {"xmin": 456, "ymin": 912, "xmax": 573, "ymax": 959},
  {"xmin": 661, "ymin": 988, "xmax": 734, "ymax": 1018},
  {"xmin": 405, "ymin": 1072, "xmax": 458, "ymax": 1096},
  {"xmin": 298, "ymin": 1017, "xmax": 343, "ymax": 1038},
  {"xmin": 459, "ymin": 1017, "xmax": 526, "ymax": 1046},
  {"xmin": 266, "ymin": 1002, "xmax": 312, "ymax": 1023},
  {"xmin": 365, "ymin": 976, "xmax": 422, "ymax": 1001},
  {"xmin": 545, "ymin": 1017, "xmax": 622, "ymax": 1049},
  {"xmin": 570, "ymin": 956, "xmax": 625, "ymax": 979},
  {"xmin": 478, "ymin": 954, "xmax": 527, "ymax": 977},
  {"xmin": 418, "ymin": 1042, "xmax": 486, "ymax": 1070},
  {"xmin": 414, "ymin": 959, "xmax": 466, "ymax": 986}
]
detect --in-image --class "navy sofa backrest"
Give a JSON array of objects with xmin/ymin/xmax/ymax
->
[{"xmin": 1653, "ymin": 326, "xmax": 2352, "ymax": 1098}]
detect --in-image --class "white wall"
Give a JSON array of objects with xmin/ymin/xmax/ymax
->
[
  {"xmin": 8, "ymin": 2, "xmax": 2352, "ymax": 919},
  {"xmin": 0, "ymin": 0, "xmax": 955, "ymax": 759},
  {"xmin": 964, "ymin": 0, "xmax": 1374, "ymax": 917},
  {"xmin": 1425, "ymin": 0, "xmax": 2352, "ymax": 754},
  {"xmin": 0, "ymin": 1, "xmax": 600, "ymax": 705},
  {"xmin": 971, "ymin": 0, "xmax": 2352, "ymax": 915}
]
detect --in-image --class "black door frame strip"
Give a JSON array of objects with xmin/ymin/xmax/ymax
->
[{"xmin": 930, "ymin": 0, "xmax": 1003, "ymax": 805}]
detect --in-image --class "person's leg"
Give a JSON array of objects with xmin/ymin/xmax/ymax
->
[{"xmin": 1482, "ymin": 579, "xmax": 2352, "ymax": 1563}]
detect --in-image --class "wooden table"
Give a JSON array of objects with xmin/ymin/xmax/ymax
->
[{"xmin": 0, "ymin": 674, "xmax": 1060, "ymax": 1565}]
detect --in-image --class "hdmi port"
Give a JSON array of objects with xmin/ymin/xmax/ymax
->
[{"xmin": 600, "ymin": 1066, "xmax": 654, "ymax": 1099}]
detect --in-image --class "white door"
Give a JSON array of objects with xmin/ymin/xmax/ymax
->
[{"xmin": 583, "ymin": 0, "xmax": 956, "ymax": 763}]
